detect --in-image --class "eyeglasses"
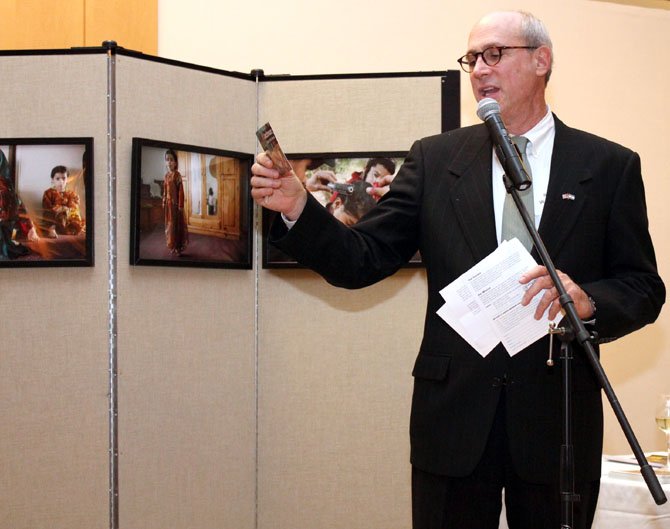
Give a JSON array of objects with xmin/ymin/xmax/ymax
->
[{"xmin": 457, "ymin": 46, "xmax": 538, "ymax": 73}]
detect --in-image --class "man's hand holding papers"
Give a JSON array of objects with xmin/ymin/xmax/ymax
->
[{"xmin": 437, "ymin": 238, "xmax": 555, "ymax": 357}]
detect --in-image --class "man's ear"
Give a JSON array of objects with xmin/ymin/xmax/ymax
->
[{"xmin": 535, "ymin": 45, "xmax": 552, "ymax": 78}]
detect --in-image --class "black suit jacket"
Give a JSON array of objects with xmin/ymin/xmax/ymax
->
[{"xmin": 270, "ymin": 116, "xmax": 665, "ymax": 483}]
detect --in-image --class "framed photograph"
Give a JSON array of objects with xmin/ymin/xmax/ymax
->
[
  {"xmin": 0, "ymin": 138, "xmax": 93, "ymax": 267},
  {"xmin": 262, "ymin": 151, "xmax": 422, "ymax": 268},
  {"xmin": 130, "ymin": 138, "xmax": 253, "ymax": 269}
]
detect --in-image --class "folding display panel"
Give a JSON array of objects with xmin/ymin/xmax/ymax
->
[
  {"xmin": 0, "ymin": 47, "xmax": 459, "ymax": 529},
  {"xmin": 113, "ymin": 51, "xmax": 258, "ymax": 529},
  {"xmin": 256, "ymin": 70, "xmax": 458, "ymax": 529}
]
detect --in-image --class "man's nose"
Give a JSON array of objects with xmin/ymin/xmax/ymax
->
[{"xmin": 471, "ymin": 55, "xmax": 490, "ymax": 76}]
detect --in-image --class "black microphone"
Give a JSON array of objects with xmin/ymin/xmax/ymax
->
[{"xmin": 476, "ymin": 97, "xmax": 532, "ymax": 191}]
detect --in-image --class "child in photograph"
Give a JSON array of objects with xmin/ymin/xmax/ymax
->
[
  {"xmin": 327, "ymin": 157, "xmax": 397, "ymax": 210},
  {"xmin": 352, "ymin": 157, "xmax": 396, "ymax": 201},
  {"xmin": 162, "ymin": 149, "xmax": 189, "ymax": 255},
  {"xmin": 42, "ymin": 165, "xmax": 84, "ymax": 238}
]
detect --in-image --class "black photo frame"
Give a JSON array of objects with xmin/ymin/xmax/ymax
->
[
  {"xmin": 262, "ymin": 151, "xmax": 424, "ymax": 268},
  {"xmin": 130, "ymin": 138, "xmax": 253, "ymax": 269},
  {"xmin": 0, "ymin": 137, "xmax": 93, "ymax": 267}
]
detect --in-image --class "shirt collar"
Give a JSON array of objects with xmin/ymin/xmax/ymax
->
[{"xmin": 513, "ymin": 106, "xmax": 554, "ymax": 157}]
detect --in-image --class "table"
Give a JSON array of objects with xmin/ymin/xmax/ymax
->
[
  {"xmin": 498, "ymin": 456, "xmax": 670, "ymax": 528},
  {"xmin": 592, "ymin": 457, "xmax": 670, "ymax": 528}
]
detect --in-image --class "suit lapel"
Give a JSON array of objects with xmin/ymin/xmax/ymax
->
[
  {"xmin": 536, "ymin": 116, "xmax": 593, "ymax": 259},
  {"xmin": 448, "ymin": 126, "xmax": 499, "ymax": 261},
  {"xmin": 443, "ymin": 118, "xmax": 592, "ymax": 264}
]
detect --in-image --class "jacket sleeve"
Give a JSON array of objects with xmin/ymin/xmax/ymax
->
[{"xmin": 579, "ymin": 150, "xmax": 665, "ymax": 341}]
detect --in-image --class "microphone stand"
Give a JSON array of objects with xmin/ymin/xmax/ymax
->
[{"xmin": 503, "ymin": 175, "xmax": 667, "ymax": 529}]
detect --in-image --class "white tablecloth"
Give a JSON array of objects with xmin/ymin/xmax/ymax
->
[
  {"xmin": 592, "ymin": 457, "xmax": 670, "ymax": 529},
  {"xmin": 498, "ymin": 457, "xmax": 670, "ymax": 528}
]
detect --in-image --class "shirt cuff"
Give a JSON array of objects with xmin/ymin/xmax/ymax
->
[{"xmin": 281, "ymin": 212, "xmax": 297, "ymax": 229}]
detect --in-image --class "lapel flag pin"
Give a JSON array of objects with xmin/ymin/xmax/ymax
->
[{"xmin": 562, "ymin": 193, "xmax": 576, "ymax": 201}]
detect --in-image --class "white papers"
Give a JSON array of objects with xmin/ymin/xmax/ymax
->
[{"xmin": 437, "ymin": 238, "xmax": 554, "ymax": 357}]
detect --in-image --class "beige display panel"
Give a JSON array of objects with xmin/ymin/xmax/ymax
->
[
  {"xmin": 0, "ymin": 53, "xmax": 110, "ymax": 529},
  {"xmin": 257, "ymin": 75, "xmax": 443, "ymax": 529},
  {"xmin": 114, "ymin": 55, "xmax": 258, "ymax": 529}
]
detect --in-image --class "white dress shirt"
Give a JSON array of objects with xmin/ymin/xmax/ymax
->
[{"xmin": 491, "ymin": 107, "xmax": 555, "ymax": 244}]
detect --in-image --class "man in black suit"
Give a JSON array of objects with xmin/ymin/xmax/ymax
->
[{"xmin": 250, "ymin": 10, "xmax": 665, "ymax": 529}]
